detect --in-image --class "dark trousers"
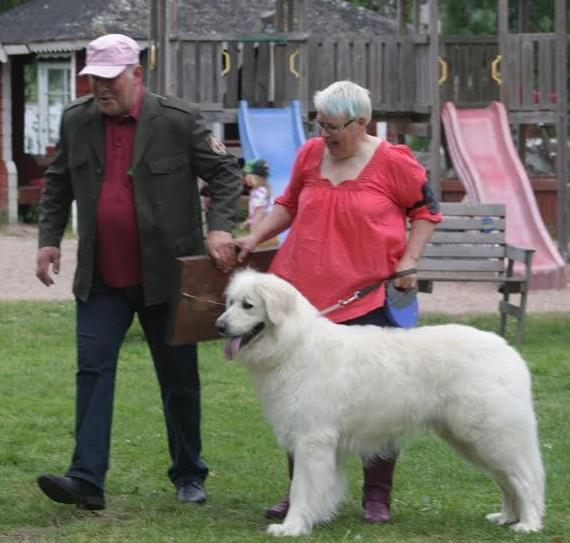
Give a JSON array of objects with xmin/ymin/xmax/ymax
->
[
  {"xmin": 66, "ymin": 277, "xmax": 208, "ymax": 490},
  {"xmin": 341, "ymin": 305, "xmax": 394, "ymax": 328}
]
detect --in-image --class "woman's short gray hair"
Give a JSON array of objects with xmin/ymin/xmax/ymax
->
[{"xmin": 313, "ymin": 80, "xmax": 372, "ymax": 123}]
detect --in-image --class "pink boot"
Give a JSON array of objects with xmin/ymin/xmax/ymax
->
[
  {"xmin": 264, "ymin": 494, "xmax": 290, "ymax": 519},
  {"xmin": 362, "ymin": 456, "xmax": 397, "ymax": 523},
  {"xmin": 264, "ymin": 453, "xmax": 294, "ymax": 520}
]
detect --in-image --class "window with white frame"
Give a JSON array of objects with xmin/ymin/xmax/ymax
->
[{"xmin": 24, "ymin": 57, "xmax": 75, "ymax": 155}]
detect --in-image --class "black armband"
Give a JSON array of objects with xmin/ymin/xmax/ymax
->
[{"xmin": 407, "ymin": 181, "xmax": 440, "ymax": 214}]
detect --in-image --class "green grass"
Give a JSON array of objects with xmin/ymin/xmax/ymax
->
[{"xmin": 0, "ymin": 302, "xmax": 569, "ymax": 542}]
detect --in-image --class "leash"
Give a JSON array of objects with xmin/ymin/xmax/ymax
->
[
  {"xmin": 319, "ymin": 268, "xmax": 417, "ymax": 316},
  {"xmin": 182, "ymin": 292, "xmax": 226, "ymax": 306},
  {"xmin": 181, "ymin": 268, "xmax": 418, "ymax": 314}
]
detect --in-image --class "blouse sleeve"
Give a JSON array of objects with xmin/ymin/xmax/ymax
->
[
  {"xmin": 274, "ymin": 139, "xmax": 318, "ymax": 220},
  {"xmin": 387, "ymin": 144, "xmax": 442, "ymax": 223}
]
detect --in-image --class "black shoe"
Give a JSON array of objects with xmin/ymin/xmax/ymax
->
[
  {"xmin": 37, "ymin": 474, "xmax": 105, "ymax": 510},
  {"xmin": 175, "ymin": 481, "xmax": 207, "ymax": 504}
]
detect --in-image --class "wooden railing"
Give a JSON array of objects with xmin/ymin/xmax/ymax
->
[
  {"xmin": 171, "ymin": 33, "xmax": 432, "ymax": 115},
  {"xmin": 169, "ymin": 33, "xmax": 566, "ymax": 118},
  {"xmin": 440, "ymin": 36, "xmax": 500, "ymax": 107},
  {"xmin": 502, "ymin": 33, "xmax": 559, "ymax": 111}
]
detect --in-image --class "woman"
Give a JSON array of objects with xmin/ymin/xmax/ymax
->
[{"xmin": 236, "ymin": 80, "xmax": 442, "ymax": 523}]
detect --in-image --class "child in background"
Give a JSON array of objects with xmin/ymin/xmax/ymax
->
[{"xmin": 241, "ymin": 159, "xmax": 274, "ymax": 233}]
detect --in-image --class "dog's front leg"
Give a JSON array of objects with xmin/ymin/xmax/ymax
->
[{"xmin": 267, "ymin": 437, "xmax": 344, "ymax": 537}]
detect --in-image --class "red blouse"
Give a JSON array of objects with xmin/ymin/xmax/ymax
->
[{"xmin": 269, "ymin": 137, "xmax": 442, "ymax": 322}]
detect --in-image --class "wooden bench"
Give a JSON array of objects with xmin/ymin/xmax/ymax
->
[{"xmin": 416, "ymin": 202, "xmax": 534, "ymax": 343}]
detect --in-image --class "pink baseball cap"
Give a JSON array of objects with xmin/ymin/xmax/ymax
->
[{"xmin": 79, "ymin": 34, "xmax": 140, "ymax": 78}]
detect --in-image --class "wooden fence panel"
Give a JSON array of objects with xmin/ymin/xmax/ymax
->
[
  {"xmin": 179, "ymin": 41, "xmax": 197, "ymax": 103},
  {"xmin": 520, "ymin": 36, "xmax": 535, "ymax": 106},
  {"xmin": 352, "ymin": 38, "xmax": 368, "ymax": 88},
  {"xmin": 440, "ymin": 38, "xmax": 499, "ymax": 107},
  {"xmin": 538, "ymin": 37, "xmax": 554, "ymax": 107},
  {"xmin": 224, "ymin": 41, "xmax": 240, "ymax": 108},
  {"xmin": 336, "ymin": 38, "xmax": 351, "ymax": 81}
]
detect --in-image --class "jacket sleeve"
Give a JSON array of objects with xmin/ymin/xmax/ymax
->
[
  {"xmin": 38, "ymin": 117, "xmax": 73, "ymax": 248},
  {"xmin": 186, "ymin": 106, "xmax": 243, "ymax": 233}
]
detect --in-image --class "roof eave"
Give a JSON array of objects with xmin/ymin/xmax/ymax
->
[{"xmin": 2, "ymin": 39, "xmax": 148, "ymax": 56}]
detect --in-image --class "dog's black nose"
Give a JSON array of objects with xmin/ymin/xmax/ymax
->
[{"xmin": 215, "ymin": 317, "xmax": 227, "ymax": 334}]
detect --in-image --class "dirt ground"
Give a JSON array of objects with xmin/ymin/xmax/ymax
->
[{"xmin": 1, "ymin": 224, "xmax": 569, "ymax": 313}]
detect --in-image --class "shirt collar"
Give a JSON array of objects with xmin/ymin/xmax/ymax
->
[{"xmin": 129, "ymin": 84, "xmax": 144, "ymax": 120}]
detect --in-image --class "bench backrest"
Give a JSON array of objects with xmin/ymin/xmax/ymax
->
[{"xmin": 418, "ymin": 202, "xmax": 508, "ymax": 276}]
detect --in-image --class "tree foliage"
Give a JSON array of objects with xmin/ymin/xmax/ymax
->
[
  {"xmin": 0, "ymin": 0, "xmax": 28, "ymax": 13},
  {"xmin": 348, "ymin": 0, "xmax": 566, "ymax": 35}
]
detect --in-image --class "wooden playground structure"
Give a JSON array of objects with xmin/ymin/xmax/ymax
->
[{"xmin": 149, "ymin": 0, "xmax": 568, "ymax": 260}]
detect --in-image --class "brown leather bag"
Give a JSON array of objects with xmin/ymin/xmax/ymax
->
[{"xmin": 167, "ymin": 248, "xmax": 277, "ymax": 345}]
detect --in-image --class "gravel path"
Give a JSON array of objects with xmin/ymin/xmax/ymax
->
[{"xmin": 1, "ymin": 225, "xmax": 569, "ymax": 313}]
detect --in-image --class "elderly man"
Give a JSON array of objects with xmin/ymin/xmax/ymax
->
[{"xmin": 35, "ymin": 34, "xmax": 242, "ymax": 509}]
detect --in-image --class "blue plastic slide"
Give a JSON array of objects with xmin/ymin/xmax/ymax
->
[{"xmin": 238, "ymin": 100, "xmax": 306, "ymax": 200}]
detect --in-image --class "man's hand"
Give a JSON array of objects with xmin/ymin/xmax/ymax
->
[
  {"xmin": 36, "ymin": 246, "xmax": 61, "ymax": 286},
  {"xmin": 205, "ymin": 230, "xmax": 236, "ymax": 273}
]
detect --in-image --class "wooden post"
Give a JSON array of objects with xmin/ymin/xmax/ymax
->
[
  {"xmin": 517, "ymin": 0, "xmax": 529, "ymax": 33},
  {"xmin": 412, "ymin": 0, "xmax": 421, "ymax": 32},
  {"xmin": 515, "ymin": 0, "xmax": 527, "ymax": 164},
  {"xmin": 148, "ymin": 0, "xmax": 176, "ymax": 95},
  {"xmin": 554, "ymin": 0, "xmax": 568, "ymax": 258},
  {"xmin": 275, "ymin": 0, "xmax": 306, "ymax": 32},
  {"xmin": 428, "ymin": 0, "xmax": 441, "ymax": 198},
  {"xmin": 497, "ymin": 0, "xmax": 509, "ymax": 107},
  {"xmin": 397, "ymin": 0, "xmax": 408, "ymax": 34}
]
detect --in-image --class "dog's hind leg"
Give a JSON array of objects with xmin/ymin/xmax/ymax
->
[
  {"xmin": 485, "ymin": 472, "xmax": 518, "ymax": 527},
  {"xmin": 476, "ymin": 423, "xmax": 544, "ymax": 533},
  {"xmin": 436, "ymin": 417, "xmax": 544, "ymax": 533},
  {"xmin": 267, "ymin": 435, "xmax": 345, "ymax": 537}
]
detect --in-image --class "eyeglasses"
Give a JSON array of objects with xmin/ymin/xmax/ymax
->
[{"xmin": 313, "ymin": 118, "xmax": 355, "ymax": 134}]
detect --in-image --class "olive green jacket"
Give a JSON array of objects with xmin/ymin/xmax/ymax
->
[{"xmin": 38, "ymin": 91, "xmax": 242, "ymax": 305}]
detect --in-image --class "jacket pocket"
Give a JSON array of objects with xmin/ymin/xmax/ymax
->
[
  {"xmin": 69, "ymin": 157, "xmax": 88, "ymax": 170},
  {"xmin": 150, "ymin": 154, "xmax": 189, "ymax": 175}
]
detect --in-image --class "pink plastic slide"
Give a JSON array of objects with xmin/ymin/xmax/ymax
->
[{"xmin": 442, "ymin": 101, "xmax": 567, "ymax": 289}]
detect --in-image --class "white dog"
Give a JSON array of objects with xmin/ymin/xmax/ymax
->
[{"xmin": 216, "ymin": 269, "xmax": 544, "ymax": 537}]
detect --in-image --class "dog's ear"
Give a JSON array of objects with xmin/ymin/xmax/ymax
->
[{"xmin": 256, "ymin": 279, "xmax": 297, "ymax": 325}]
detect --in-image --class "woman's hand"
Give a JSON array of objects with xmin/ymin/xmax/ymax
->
[
  {"xmin": 394, "ymin": 255, "xmax": 418, "ymax": 291},
  {"xmin": 235, "ymin": 234, "xmax": 259, "ymax": 263}
]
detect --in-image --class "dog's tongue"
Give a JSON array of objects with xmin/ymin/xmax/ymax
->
[{"xmin": 224, "ymin": 336, "xmax": 242, "ymax": 360}]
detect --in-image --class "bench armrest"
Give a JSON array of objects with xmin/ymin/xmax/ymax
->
[
  {"xmin": 505, "ymin": 244, "xmax": 534, "ymax": 285},
  {"xmin": 505, "ymin": 243, "xmax": 535, "ymax": 263}
]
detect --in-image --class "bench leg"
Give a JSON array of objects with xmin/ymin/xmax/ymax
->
[
  {"xmin": 515, "ymin": 289, "xmax": 529, "ymax": 344},
  {"xmin": 499, "ymin": 287, "xmax": 509, "ymax": 337}
]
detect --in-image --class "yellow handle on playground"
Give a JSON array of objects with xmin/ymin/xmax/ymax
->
[
  {"xmin": 437, "ymin": 57, "xmax": 448, "ymax": 86},
  {"xmin": 221, "ymin": 50, "xmax": 231, "ymax": 77},
  {"xmin": 149, "ymin": 41, "xmax": 157, "ymax": 70},
  {"xmin": 289, "ymin": 49, "xmax": 300, "ymax": 79},
  {"xmin": 491, "ymin": 55, "xmax": 502, "ymax": 85}
]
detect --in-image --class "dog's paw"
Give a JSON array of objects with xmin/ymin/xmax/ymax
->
[
  {"xmin": 510, "ymin": 521, "xmax": 542, "ymax": 534},
  {"xmin": 486, "ymin": 512, "xmax": 516, "ymax": 526},
  {"xmin": 267, "ymin": 521, "xmax": 311, "ymax": 537}
]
